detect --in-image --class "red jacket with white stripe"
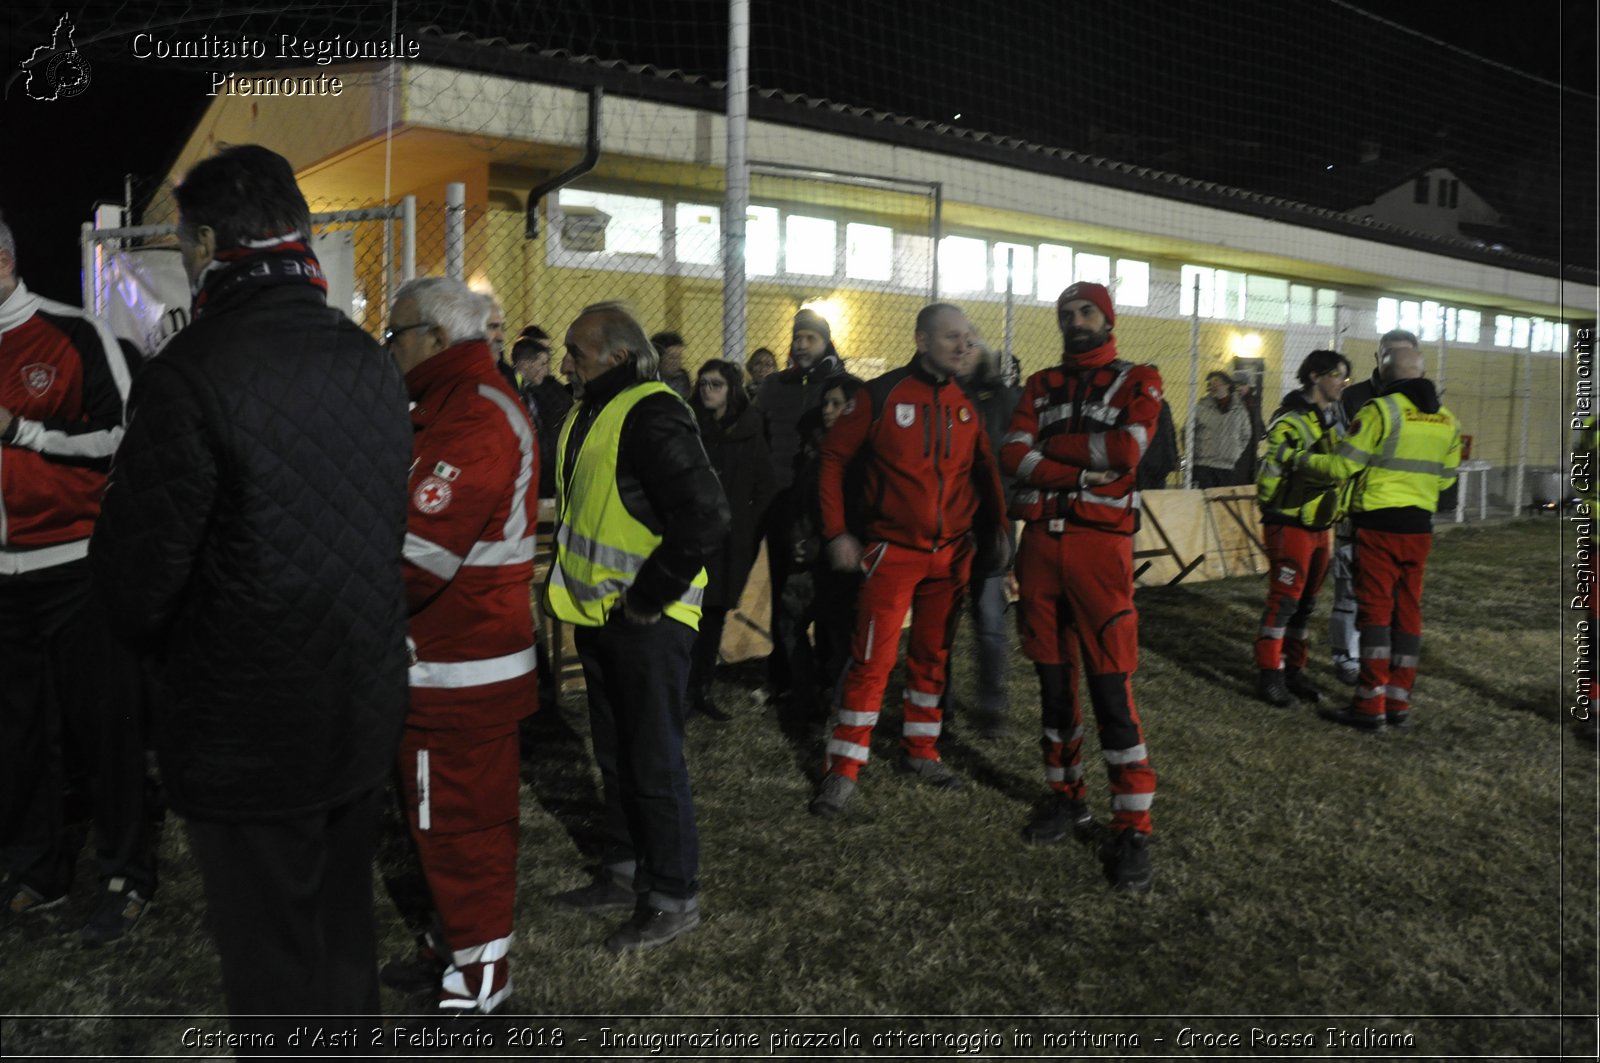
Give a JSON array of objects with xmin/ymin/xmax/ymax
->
[
  {"xmin": 402, "ymin": 339, "xmax": 539, "ymax": 729},
  {"xmin": 820, "ymin": 355, "xmax": 1006, "ymax": 551},
  {"xmin": 1000, "ymin": 338, "xmax": 1163, "ymax": 536},
  {"xmin": 0, "ymin": 280, "xmax": 131, "ymax": 571}
]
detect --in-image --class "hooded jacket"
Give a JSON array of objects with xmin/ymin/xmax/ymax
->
[{"xmin": 1302, "ymin": 377, "xmax": 1461, "ymax": 533}]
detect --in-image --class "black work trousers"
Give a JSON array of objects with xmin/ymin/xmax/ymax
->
[
  {"xmin": 0, "ymin": 558, "xmax": 156, "ymax": 898},
  {"xmin": 185, "ymin": 787, "xmax": 383, "ymax": 1051},
  {"xmin": 573, "ymin": 614, "xmax": 699, "ymax": 911}
]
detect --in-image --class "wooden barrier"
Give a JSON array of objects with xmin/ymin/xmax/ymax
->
[{"xmin": 538, "ymin": 492, "xmax": 1273, "ymax": 693}]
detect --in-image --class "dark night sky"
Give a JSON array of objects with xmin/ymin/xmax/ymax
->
[{"xmin": 0, "ymin": 1, "xmax": 1592, "ymax": 306}]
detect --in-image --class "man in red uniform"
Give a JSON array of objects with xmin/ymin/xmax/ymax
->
[
  {"xmin": 384, "ymin": 276, "xmax": 539, "ymax": 1014},
  {"xmin": 1001, "ymin": 281, "xmax": 1161, "ymax": 894},
  {"xmin": 809, "ymin": 303, "xmax": 1007, "ymax": 817}
]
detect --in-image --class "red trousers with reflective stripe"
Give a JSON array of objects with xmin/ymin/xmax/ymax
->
[
  {"xmin": 1352, "ymin": 527, "xmax": 1432, "ymax": 719},
  {"xmin": 397, "ymin": 721, "xmax": 520, "ymax": 971},
  {"xmin": 827, "ymin": 539, "xmax": 970, "ymax": 780},
  {"xmin": 1254, "ymin": 523, "xmax": 1332, "ymax": 670},
  {"xmin": 1016, "ymin": 524, "xmax": 1155, "ymax": 834}
]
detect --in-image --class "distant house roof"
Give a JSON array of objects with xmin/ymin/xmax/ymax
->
[{"xmin": 414, "ymin": 28, "xmax": 1592, "ymax": 285}]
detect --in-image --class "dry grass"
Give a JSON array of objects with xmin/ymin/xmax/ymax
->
[{"xmin": 2, "ymin": 518, "xmax": 1593, "ymax": 1060}]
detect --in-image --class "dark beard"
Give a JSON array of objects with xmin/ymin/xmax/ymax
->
[{"xmin": 1063, "ymin": 326, "xmax": 1107, "ymax": 354}]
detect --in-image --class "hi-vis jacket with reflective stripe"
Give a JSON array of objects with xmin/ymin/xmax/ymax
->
[
  {"xmin": 1256, "ymin": 391, "xmax": 1349, "ymax": 530},
  {"xmin": 999, "ymin": 338, "xmax": 1163, "ymax": 536},
  {"xmin": 402, "ymin": 339, "xmax": 539, "ymax": 728},
  {"xmin": 545, "ymin": 380, "xmax": 709, "ymax": 630},
  {"xmin": 1301, "ymin": 377, "xmax": 1460, "ymax": 530}
]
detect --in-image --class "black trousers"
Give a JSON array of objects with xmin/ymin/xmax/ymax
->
[
  {"xmin": 186, "ymin": 788, "xmax": 383, "ymax": 1050},
  {"xmin": 574, "ymin": 615, "xmax": 699, "ymax": 910},
  {"xmin": 0, "ymin": 559, "xmax": 156, "ymax": 898}
]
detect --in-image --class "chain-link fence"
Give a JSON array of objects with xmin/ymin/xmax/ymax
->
[{"xmin": 82, "ymin": 201, "xmax": 414, "ymax": 358}]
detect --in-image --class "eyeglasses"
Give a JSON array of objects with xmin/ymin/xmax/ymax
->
[
  {"xmin": 1321, "ymin": 372, "xmax": 1350, "ymax": 383},
  {"xmin": 698, "ymin": 378, "xmax": 729, "ymax": 390},
  {"xmin": 383, "ymin": 322, "xmax": 433, "ymax": 346}
]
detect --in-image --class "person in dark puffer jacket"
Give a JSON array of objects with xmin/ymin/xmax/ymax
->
[
  {"xmin": 755, "ymin": 308, "xmax": 847, "ymax": 702},
  {"xmin": 91, "ymin": 145, "xmax": 413, "ymax": 1045}
]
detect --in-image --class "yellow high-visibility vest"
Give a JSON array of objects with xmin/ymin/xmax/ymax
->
[
  {"xmin": 543, "ymin": 381, "xmax": 706, "ymax": 630},
  {"xmin": 1306, "ymin": 391, "xmax": 1461, "ymax": 514},
  {"xmin": 1256, "ymin": 405, "xmax": 1350, "ymax": 529}
]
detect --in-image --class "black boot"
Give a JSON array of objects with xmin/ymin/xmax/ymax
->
[
  {"xmin": 1257, "ymin": 668, "xmax": 1292, "ymax": 708},
  {"xmin": 1283, "ymin": 667, "xmax": 1323, "ymax": 704}
]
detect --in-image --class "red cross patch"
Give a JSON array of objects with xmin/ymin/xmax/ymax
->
[{"xmin": 413, "ymin": 476, "xmax": 452, "ymax": 514}]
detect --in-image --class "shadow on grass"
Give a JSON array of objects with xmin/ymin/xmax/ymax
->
[{"xmin": 1135, "ymin": 582, "xmax": 1265, "ymax": 693}]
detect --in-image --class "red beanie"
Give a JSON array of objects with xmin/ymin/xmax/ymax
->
[{"xmin": 1058, "ymin": 281, "xmax": 1115, "ymax": 327}]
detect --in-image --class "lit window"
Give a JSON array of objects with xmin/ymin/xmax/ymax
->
[
  {"xmin": 895, "ymin": 233, "xmax": 934, "ymax": 290},
  {"xmin": 1074, "ymin": 253, "xmax": 1111, "ymax": 286},
  {"xmin": 1399, "ymin": 300, "xmax": 1421, "ymax": 334},
  {"xmin": 675, "ymin": 203, "xmax": 720, "ymax": 266},
  {"xmin": 845, "ymin": 223, "xmax": 893, "ymax": 282},
  {"xmin": 1215, "ymin": 270, "xmax": 1246, "ymax": 319},
  {"xmin": 991, "ymin": 242, "xmax": 1035, "ymax": 296},
  {"xmin": 1457, "ymin": 309, "xmax": 1481, "ymax": 345},
  {"xmin": 1512, "ymin": 316, "xmax": 1530, "ymax": 348},
  {"xmin": 1037, "ymin": 244, "xmax": 1073, "ymax": 301},
  {"xmin": 1532, "ymin": 318, "xmax": 1552, "ymax": 352},
  {"xmin": 746, "ymin": 206, "xmax": 779, "ymax": 276},
  {"xmin": 1557, "ymin": 324, "xmax": 1570, "ymax": 352},
  {"xmin": 1245, "ymin": 275, "xmax": 1288, "ymax": 325},
  {"xmin": 938, "ymin": 235, "xmax": 989, "ymax": 293},
  {"xmin": 1377, "ymin": 298, "xmax": 1400, "ymax": 334},
  {"xmin": 1315, "ymin": 288, "xmax": 1336, "ymax": 328},
  {"xmin": 1444, "ymin": 307, "xmax": 1457, "ymax": 341},
  {"xmin": 559, "ymin": 189, "xmax": 663, "ymax": 256},
  {"xmin": 1494, "ymin": 315, "xmax": 1513, "ymax": 347},
  {"xmin": 1114, "ymin": 259, "xmax": 1149, "ymax": 307},
  {"xmin": 1420, "ymin": 300, "xmax": 1441, "ymax": 342},
  {"xmin": 785, "ymin": 215, "xmax": 837, "ymax": 276},
  {"xmin": 1289, "ymin": 284, "xmax": 1314, "ymax": 325},
  {"xmin": 1180, "ymin": 265, "xmax": 1214, "ymax": 318}
]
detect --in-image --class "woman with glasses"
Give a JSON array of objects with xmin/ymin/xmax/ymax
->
[{"xmin": 687, "ymin": 360, "xmax": 775, "ymax": 720}]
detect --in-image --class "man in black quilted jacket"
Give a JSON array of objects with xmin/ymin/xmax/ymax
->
[{"xmin": 91, "ymin": 145, "xmax": 413, "ymax": 1042}]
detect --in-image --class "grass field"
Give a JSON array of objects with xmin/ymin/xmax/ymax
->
[{"xmin": 3, "ymin": 518, "xmax": 1594, "ymax": 1060}]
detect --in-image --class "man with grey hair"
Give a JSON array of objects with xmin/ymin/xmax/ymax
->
[
  {"xmin": 545, "ymin": 301, "xmax": 728, "ymax": 953},
  {"xmin": 92, "ymin": 144, "xmax": 413, "ymax": 1037},
  {"xmin": 383, "ymin": 275, "xmax": 538, "ymax": 1013},
  {"xmin": 0, "ymin": 209, "xmax": 155, "ymax": 946}
]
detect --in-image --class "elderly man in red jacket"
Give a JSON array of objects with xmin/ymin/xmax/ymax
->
[
  {"xmin": 809, "ymin": 302, "xmax": 1007, "ymax": 817},
  {"xmin": 384, "ymin": 278, "xmax": 539, "ymax": 1015}
]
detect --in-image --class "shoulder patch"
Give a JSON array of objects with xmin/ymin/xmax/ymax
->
[
  {"xmin": 414, "ymin": 476, "xmax": 453, "ymax": 514},
  {"xmin": 894, "ymin": 402, "xmax": 916, "ymax": 428},
  {"xmin": 433, "ymin": 461, "xmax": 461, "ymax": 482}
]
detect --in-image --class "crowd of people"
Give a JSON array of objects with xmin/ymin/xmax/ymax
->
[{"xmin": 1, "ymin": 144, "xmax": 1479, "ymax": 1038}]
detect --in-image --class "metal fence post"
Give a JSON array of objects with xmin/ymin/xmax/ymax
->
[
  {"xmin": 722, "ymin": 0, "xmax": 750, "ymax": 363},
  {"xmin": 446, "ymin": 183, "xmax": 466, "ymax": 281}
]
